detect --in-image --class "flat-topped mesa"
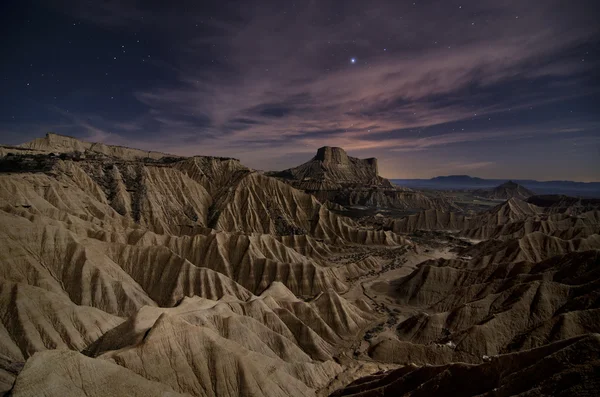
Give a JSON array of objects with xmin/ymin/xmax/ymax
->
[
  {"xmin": 267, "ymin": 147, "xmax": 461, "ymax": 210},
  {"xmin": 314, "ymin": 146, "xmax": 378, "ymax": 174},
  {"xmin": 314, "ymin": 146, "xmax": 350, "ymax": 165},
  {"xmin": 18, "ymin": 132, "xmax": 181, "ymax": 161},
  {"xmin": 22, "ymin": 132, "xmax": 88, "ymax": 152},
  {"xmin": 269, "ymin": 146, "xmax": 390, "ymax": 190}
]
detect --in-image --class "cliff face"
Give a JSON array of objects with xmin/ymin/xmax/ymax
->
[
  {"xmin": 363, "ymin": 157, "xmax": 378, "ymax": 174},
  {"xmin": 314, "ymin": 146, "xmax": 349, "ymax": 164},
  {"xmin": 313, "ymin": 146, "xmax": 377, "ymax": 175}
]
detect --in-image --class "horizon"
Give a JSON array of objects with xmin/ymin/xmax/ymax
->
[
  {"xmin": 391, "ymin": 176, "xmax": 600, "ymax": 183},
  {"xmin": 2, "ymin": 1, "xmax": 600, "ymax": 181},
  {"xmin": 391, "ymin": 174, "xmax": 600, "ymax": 183},
  {"xmin": 7, "ymin": 132, "xmax": 600, "ymax": 183}
]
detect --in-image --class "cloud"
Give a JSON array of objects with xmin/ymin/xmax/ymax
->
[{"xmin": 125, "ymin": 1, "xmax": 597, "ymax": 149}]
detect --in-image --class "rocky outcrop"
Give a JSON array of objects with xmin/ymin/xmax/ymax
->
[{"xmin": 271, "ymin": 146, "xmax": 391, "ymax": 190}]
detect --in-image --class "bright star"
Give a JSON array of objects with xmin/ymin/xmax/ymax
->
[{"xmin": 350, "ymin": 58, "xmax": 356, "ymax": 64}]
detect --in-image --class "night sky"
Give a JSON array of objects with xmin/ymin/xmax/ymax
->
[{"xmin": 2, "ymin": 1, "xmax": 600, "ymax": 181}]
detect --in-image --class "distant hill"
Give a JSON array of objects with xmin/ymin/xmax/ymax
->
[
  {"xmin": 477, "ymin": 181, "xmax": 535, "ymax": 200},
  {"xmin": 430, "ymin": 175, "xmax": 488, "ymax": 186},
  {"xmin": 392, "ymin": 175, "xmax": 600, "ymax": 198}
]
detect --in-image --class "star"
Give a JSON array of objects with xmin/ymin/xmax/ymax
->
[{"xmin": 350, "ymin": 58, "xmax": 356, "ymax": 64}]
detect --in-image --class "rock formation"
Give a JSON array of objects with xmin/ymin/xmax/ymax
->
[
  {"xmin": 268, "ymin": 147, "xmax": 457, "ymax": 211},
  {"xmin": 19, "ymin": 132, "xmax": 180, "ymax": 161},
  {"xmin": 270, "ymin": 146, "xmax": 390, "ymax": 190}
]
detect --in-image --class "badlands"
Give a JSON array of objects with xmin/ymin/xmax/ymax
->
[{"xmin": 0, "ymin": 133, "xmax": 599, "ymax": 396}]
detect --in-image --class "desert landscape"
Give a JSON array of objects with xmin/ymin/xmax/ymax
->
[
  {"xmin": 0, "ymin": 133, "xmax": 598, "ymax": 396},
  {"xmin": 3, "ymin": 0, "xmax": 599, "ymax": 394}
]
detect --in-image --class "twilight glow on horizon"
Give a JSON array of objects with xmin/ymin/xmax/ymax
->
[{"xmin": 2, "ymin": 0, "xmax": 599, "ymax": 181}]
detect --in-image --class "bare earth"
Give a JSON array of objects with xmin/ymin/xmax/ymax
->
[{"xmin": 1, "ymin": 134, "xmax": 599, "ymax": 396}]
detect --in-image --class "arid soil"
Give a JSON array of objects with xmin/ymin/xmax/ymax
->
[{"xmin": 0, "ymin": 134, "xmax": 599, "ymax": 396}]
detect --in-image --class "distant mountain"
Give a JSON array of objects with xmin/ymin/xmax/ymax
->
[
  {"xmin": 478, "ymin": 181, "xmax": 535, "ymax": 200},
  {"xmin": 391, "ymin": 175, "xmax": 600, "ymax": 198},
  {"xmin": 430, "ymin": 175, "xmax": 488, "ymax": 185}
]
